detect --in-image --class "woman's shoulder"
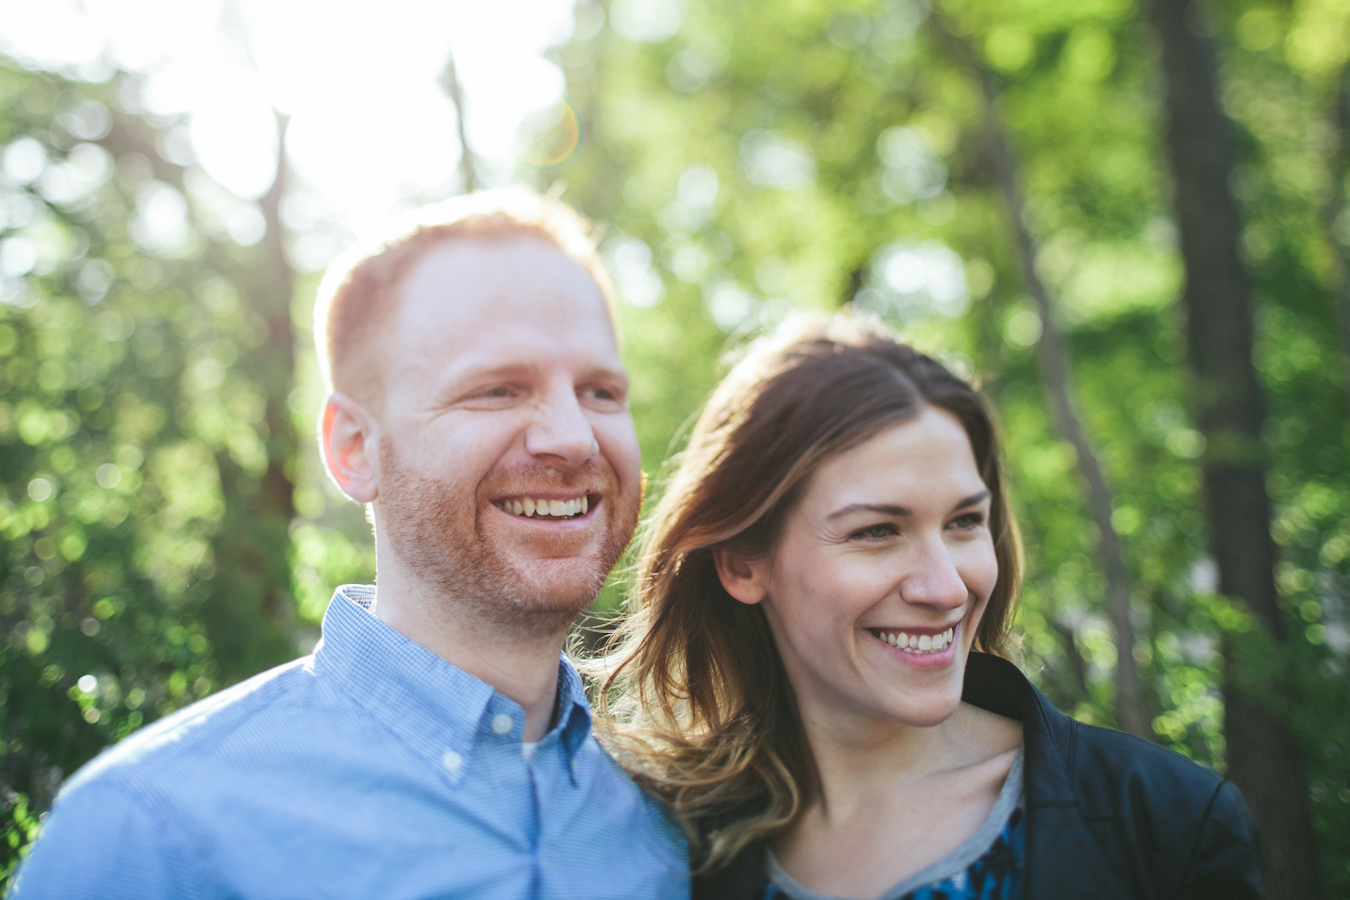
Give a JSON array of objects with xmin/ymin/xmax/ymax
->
[
  {"xmin": 691, "ymin": 840, "xmax": 767, "ymax": 900},
  {"xmin": 966, "ymin": 653, "xmax": 1246, "ymax": 833},
  {"xmin": 1065, "ymin": 717, "xmax": 1226, "ymax": 811}
]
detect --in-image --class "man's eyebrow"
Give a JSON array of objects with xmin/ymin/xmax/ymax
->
[{"xmin": 825, "ymin": 490, "xmax": 991, "ymax": 521}]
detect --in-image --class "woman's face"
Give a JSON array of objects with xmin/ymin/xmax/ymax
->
[{"xmin": 719, "ymin": 406, "xmax": 999, "ymax": 732}]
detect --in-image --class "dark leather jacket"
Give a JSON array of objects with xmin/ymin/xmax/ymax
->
[{"xmin": 693, "ymin": 652, "xmax": 1265, "ymax": 900}]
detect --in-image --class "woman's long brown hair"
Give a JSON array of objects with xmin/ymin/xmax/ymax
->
[{"xmin": 590, "ymin": 313, "xmax": 1022, "ymax": 872}]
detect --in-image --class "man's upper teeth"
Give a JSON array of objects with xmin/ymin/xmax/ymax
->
[
  {"xmin": 873, "ymin": 627, "xmax": 954, "ymax": 652},
  {"xmin": 499, "ymin": 496, "xmax": 588, "ymax": 517}
]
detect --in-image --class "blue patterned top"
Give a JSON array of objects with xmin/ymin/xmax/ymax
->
[{"xmin": 13, "ymin": 585, "xmax": 689, "ymax": 900}]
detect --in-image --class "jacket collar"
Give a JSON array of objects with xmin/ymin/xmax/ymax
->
[{"xmin": 963, "ymin": 652, "xmax": 1135, "ymax": 900}]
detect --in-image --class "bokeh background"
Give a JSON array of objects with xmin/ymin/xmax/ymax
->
[{"xmin": 0, "ymin": 0, "xmax": 1347, "ymax": 895}]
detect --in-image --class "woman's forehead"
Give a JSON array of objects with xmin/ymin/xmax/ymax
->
[{"xmin": 801, "ymin": 409, "xmax": 983, "ymax": 507}]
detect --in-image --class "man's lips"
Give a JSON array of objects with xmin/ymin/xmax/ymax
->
[{"xmin": 490, "ymin": 493, "xmax": 599, "ymax": 521}]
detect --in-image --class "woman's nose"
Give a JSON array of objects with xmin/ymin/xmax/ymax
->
[{"xmin": 898, "ymin": 538, "xmax": 969, "ymax": 610}]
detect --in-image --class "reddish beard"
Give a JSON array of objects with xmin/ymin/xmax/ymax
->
[{"xmin": 376, "ymin": 436, "xmax": 639, "ymax": 636}]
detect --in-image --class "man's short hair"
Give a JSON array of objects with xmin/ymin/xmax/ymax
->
[{"xmin": 314, "ymin": 188, "xmax": 615, "ymax": 403}]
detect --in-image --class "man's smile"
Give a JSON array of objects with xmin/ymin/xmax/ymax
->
[{"xmin": 491, "ymin": 493, "xmax": 598, "ymax": 521}]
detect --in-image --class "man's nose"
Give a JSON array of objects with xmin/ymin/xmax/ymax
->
[
  {"xmin": 898, "ymin": 537, "xmax": 970, "ymax": 610},
  {"xmin": 524, "ymin": 385, "xmax": 599, "ymax": 468}
]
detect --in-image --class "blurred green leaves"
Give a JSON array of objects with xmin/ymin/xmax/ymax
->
[
  {"xmin": 0, "ymin": 61, "xmax": 318, "ymax": 881},
  {"xmin": 543, "ymin": 0, "xmax": 1350, "ymax": 888}
]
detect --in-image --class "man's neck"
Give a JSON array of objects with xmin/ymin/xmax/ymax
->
[{"xmin": 370, "ymin": 568, "xmax": 567, "ymax": 742}]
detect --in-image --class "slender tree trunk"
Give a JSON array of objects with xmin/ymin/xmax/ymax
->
[
  {"xmin": 256, "ymin": 110, "xmax": 299, "ymax": 535},
  {"xmin": 931, "ymin": 15, "xmax": 1152, "ymax": 741},
  {"xmin": 1148, "ymin": 1, "xmax": 1322, "ymax": 896},
  {"xmin": 440, "ymin": 53, "xmax": 478, "ymax": 192},
  {"xmin": 205, "ymin": 111, "xmax": 299, "ymax": 683},
  {"xmin": 1325, "ymin": 66, "xmax": 1350, "ymax": 422}
]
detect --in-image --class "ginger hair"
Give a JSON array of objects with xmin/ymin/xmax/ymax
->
[{"xmin": 313, "ymin": 188, "xmax": 614, "ymax": 404}]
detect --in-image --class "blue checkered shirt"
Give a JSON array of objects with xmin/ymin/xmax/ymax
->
[{"xmin": 12, "ymin": 585, "xmax": 689, "ymax": 899}]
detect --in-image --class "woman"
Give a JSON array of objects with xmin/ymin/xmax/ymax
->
[{"xmin": 594, "ymin": 314, "xmax": 1264, "ymax": 900}]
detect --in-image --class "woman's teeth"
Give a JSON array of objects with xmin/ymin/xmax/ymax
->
[
  {"xmin": 493, "ymin": 496, "xmax": 589, "ymax": 519},
  {"xmin": 872, "ymin": 626, "xmax": 955, "ymax": 654}
]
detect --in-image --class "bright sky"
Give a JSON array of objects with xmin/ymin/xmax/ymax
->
[{"xmin": 0, "ymin": 0, "xmax": 579, "ymax": 268}]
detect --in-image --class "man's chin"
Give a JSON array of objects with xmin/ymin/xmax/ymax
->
[{"xmin": 499, "ymin": 556, "xmax": 612, "ymax": 616}]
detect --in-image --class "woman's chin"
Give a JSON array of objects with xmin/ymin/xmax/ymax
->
[{"xmin": 879, "ymin": 691, "xmax": 965, "ymax": 729}]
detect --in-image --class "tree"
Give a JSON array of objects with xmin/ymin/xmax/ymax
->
[
  {"xmin": 1149, "ymin": 0, "xmax": 1324, "ymax": 894},
  {"xmin": 0, "ymin": 61, "xmax": 298, "ymax": 883}
]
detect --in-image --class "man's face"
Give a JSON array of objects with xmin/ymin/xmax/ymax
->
[{"xmin": 370, "ymin": 235, "xmax": 641, "ymax": 632}]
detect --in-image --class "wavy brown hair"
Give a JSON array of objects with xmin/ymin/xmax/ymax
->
[{"xmin": 591, "ymin": 313, "xmax": 1022, "ymax": 871}]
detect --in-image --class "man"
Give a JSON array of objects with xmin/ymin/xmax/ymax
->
[{"xmin": 13, "ymin": 190, "xmax": 688, "ymax": 899}]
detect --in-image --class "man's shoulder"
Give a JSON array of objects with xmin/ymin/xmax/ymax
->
[{"xmin": 63, "ymin": 656, "xmax": 331, "ymax": 800}]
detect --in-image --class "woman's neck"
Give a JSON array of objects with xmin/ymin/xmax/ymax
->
[
  {"xmin": 773, "ymin": 702, "xmax": 1022, "ymax": 900},
  {"xmin": 799, "ymin": 701, "xmax": 1007, "ymax": 823}
]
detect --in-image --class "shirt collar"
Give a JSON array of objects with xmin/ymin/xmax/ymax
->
[{"xmin": 314, "ymin": 585, "xmax": 594, "ymax": 784}]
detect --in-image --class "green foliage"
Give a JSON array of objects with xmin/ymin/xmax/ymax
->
[
  {"xmin": 541, "ymin": 0, "xmax": 1350, "ymax": 887},
  {"xmin": 0, "ymin": 62, "xmax": 302, "ymax": 884}
]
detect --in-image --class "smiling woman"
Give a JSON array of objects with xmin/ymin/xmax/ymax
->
[{"xmin": 592, "ymin": 313, "xmax": 1265, "ymax": 900}]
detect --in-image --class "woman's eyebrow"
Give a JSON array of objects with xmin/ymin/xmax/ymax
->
[
  {"xmin": 826, "ymin": 490, "xmax": 991, "ymax": 521},
  {"xmin": 827, "ymin": 502, "xmax": 909, "ymax": 520},
  {"xmin": 954, "ymin": 489, "xmax": 992, "ymax": 509}
]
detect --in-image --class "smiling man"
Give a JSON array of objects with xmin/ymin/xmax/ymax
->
[{"xmin": 13, "ymin": 191, "xmax": 688, "ymax": 899}]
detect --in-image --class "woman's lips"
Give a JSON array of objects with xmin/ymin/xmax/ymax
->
[{"xmin": 869, "ymin": 622, "xmax": 963, "ymax": 668}]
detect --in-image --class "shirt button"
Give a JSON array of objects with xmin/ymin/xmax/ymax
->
[
  {"xmin": 441, "ymin": 750, "xmax": 463, "ymax": 773},
  {"xmin": 491, "ymin": 714, "xmax": 514, "ymax": 735}
]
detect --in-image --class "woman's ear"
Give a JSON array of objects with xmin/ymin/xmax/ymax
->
[
  {"xmin": 322, "ymin": 393, "xmax": 379, "ymax": 504},
  {"xmin": 713, "ymin": 545, "xmax": 769, "ymax": 606}
]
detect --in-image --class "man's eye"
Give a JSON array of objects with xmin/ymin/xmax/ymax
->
[
  {"xmin": 482, "ymin": 387, "xmax": 513, "ymax": 399},
  {"xmin": 582, "ymin": 387, "xmax": 623, "ymax": 403}
]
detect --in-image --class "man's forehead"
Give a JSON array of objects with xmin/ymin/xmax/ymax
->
[
  {"xmin": 399, "ymin": 236, "xmax": 608, "ymax": 320},
  {"xmin": 385, "ymin": 236, "xmax": 620, "ymax": 376}
]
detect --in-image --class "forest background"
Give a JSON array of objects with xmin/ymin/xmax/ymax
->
[{"xmin": 0, "ymin": 0, "xmax": 1348, "ymax": 896}]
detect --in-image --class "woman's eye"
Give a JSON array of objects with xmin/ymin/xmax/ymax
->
[
  {"xmin": 853, "ymin": 524, "xmax": 895, "ymax": 540},
  {"xmin": 951, "ymin": 512, "xmax": 985, "ymax": 529}
]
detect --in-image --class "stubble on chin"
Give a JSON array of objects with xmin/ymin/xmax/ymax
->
[{"xmin": 377, "ymin": 437, "xmax": 638, "ymax": 637}]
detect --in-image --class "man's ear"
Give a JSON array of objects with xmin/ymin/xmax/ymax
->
[
  {"xmin": 713, "ymin": 545, "xmax": 769, "ymax": 606},
  {"xmin": 321, "ymin": 393, "xmax": 379, "ymax": 504}
]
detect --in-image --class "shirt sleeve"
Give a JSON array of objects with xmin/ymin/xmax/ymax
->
[
  {"xmin": 9, "ymin": 778, "xmax": 217, "ymax": 900},
  {"xmin": 1182, "ymin": 779, "xmax": 1267, "ymax": 900}
]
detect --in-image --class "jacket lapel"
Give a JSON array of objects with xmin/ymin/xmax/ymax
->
[{"xmin": 964, "ymin": 654, "xmax": 1135, "ymax": 900}]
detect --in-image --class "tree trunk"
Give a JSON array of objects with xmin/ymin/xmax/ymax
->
[
  {"xmin": 931, "ymin": 14, "xmax": 1152, "ymax": 741},
  {"xmin": 1325, "ymin": 66, "xmax": 1350, "ymax": 422},
  {"xmin": 1147, "ymin": 1, "xmax": 1322, "ymax": 896},
  {"xmin": 205, "ymin": 111, "xmax": 300, "ymax": 683},
  {"xmin": 440, "ymin": 53, "xmax": 478, "ymax": 193}
]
